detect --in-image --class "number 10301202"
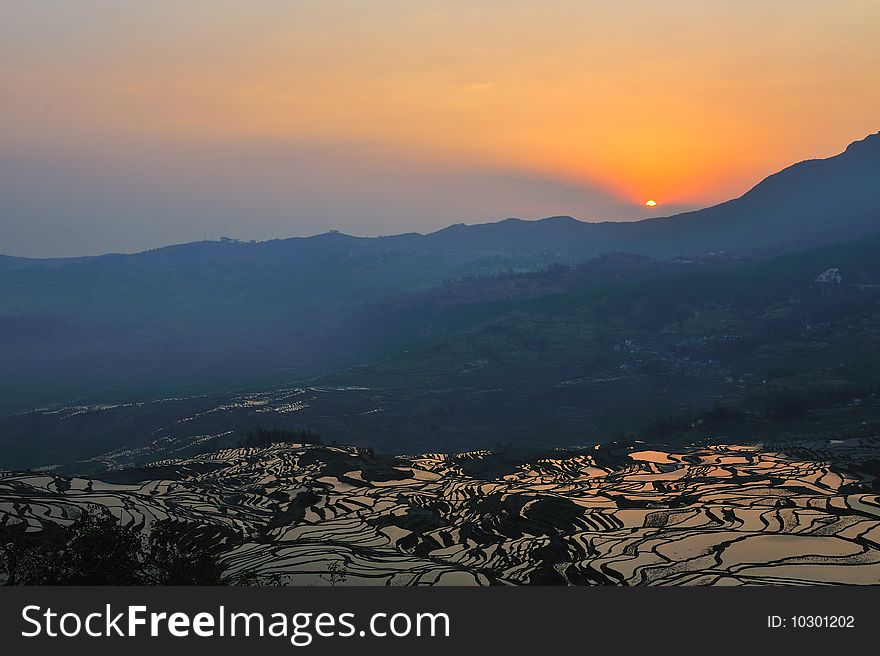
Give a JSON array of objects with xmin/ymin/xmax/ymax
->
[{"xmin": 768, "ymin": 615, "xmax": 855, "ymax": 629}]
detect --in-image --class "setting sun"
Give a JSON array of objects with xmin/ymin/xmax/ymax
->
[{"xmin": 645, "ymin": 200, "xmax": 657, "ymax": 207}]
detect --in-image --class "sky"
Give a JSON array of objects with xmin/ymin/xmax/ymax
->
[{"xmin": 1, "ymin": 1, "xmax": 879, "ymax": 257}]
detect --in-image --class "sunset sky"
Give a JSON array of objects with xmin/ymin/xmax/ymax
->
[{"xmin": 2, "ymin": 1, "xmax": 879, "ymax": 256}]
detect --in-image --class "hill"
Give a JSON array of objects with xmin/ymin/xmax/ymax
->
[
  {"xmin": 3, "ymin": 234, "xmax": 880, "ymax": 470},
  {"xmin": 0, "ymin": 132, "xmax": 878, "ymax": 414}
]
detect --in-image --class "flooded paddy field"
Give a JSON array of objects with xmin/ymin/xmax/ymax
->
[{"xmin": 2, "ymin": 437, "xmax": 880, "ymax": 585}]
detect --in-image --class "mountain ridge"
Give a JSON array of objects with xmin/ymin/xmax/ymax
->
[
  {"xmin": 0, "ymin": 131, "xmax": 878, "ymax": 416},
  {"xmin": 3, "ymin": 131, "xmax": 878, "ymax": 263}
]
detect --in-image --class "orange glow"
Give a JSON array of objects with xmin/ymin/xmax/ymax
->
[{"xmin": 3, "ymin": 2, "xmax": 880, "ymax": 217}]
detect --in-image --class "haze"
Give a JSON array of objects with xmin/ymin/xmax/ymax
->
[{"xmin": 1, "ymin": 1, "xmax": 878, "ymax": 257}]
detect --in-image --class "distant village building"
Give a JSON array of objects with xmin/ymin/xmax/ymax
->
[{"xmin": 815, "ymin": 268, "xmax": 842, "ymax": 285}]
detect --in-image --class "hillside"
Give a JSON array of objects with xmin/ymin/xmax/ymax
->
[
  {"xmin": 624, "ymin": 130, "xmax": 880, "ymax": 255},
  {"xmin": 3, "ymin": 234, "xmax": 880, "ymax": 471},
  {"xmin": 0, "ymin": 132, "xmax": 878, "ymax": 415}
]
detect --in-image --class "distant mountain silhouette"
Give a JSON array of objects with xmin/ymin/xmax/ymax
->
[
  {"xmin": 621, "ymin": 130, "xmax": 880, "ymax": 255},
  {"xmin": 405, "ymin": 131, "xmax": 880, "ymax": 258},
  {"xmin": 0, "ymin": 132, "xmax": 877, "ymax": 414},
  {"xmin": 4, "ymin": 131, "xmax": 878, "ymax": 265}
]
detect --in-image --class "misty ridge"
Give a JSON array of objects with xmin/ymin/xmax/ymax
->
[{"xmin": 0, "ymin": 131, "xmax": 879, "ymax": 470}]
